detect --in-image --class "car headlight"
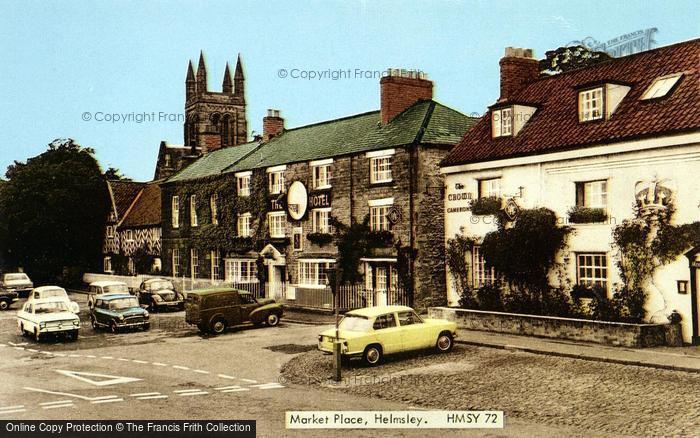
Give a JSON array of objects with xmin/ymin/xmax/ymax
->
[
  {"xmin": 177, "ymin": 293, "xmax": 184, "ymax": 300},
  {"xmin": 318, "ymin": 335, "xmax": 323, "ymax": 342},
  {"xmin": 73, "ymin": 320, "xmax": 80, "ymax": 326},
  {"xmin": 118, "ymin": 315, "xmax": 125, "ymax": 321},
  {"xmin": 39, "ymin": 322, "xmax": 46, "ymax": 329},
  {"xmin": 143, "ymin": 310, "xmax": 149, "ymax": 318},
  {"xmin": 153, "ymin": 295, "xmax": 163, "ymax": 302}
]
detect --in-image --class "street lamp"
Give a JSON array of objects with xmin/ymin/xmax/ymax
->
[{"xmin": 325, "ymin": 268, "xmax": 341, "ymax": 382}]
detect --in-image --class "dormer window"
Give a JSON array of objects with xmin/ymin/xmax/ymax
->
[
  {"xmin": 641, "ymin": 73, "xmax": 682, "ymax": 100},
  {"xmin": 492, "ymin": 107, "xmax": 513, "ymax": 137},
  {"xmin": 579, "ymin": 88, "xmax": 603, "ymax": 122}
]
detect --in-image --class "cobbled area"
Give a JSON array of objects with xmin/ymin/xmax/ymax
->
[{"xmin": 281, "ymin": 344, "xmax": 700, "ymax": 437}]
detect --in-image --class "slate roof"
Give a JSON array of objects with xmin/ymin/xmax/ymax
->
[
  {"xmin": 165, "ymin": 141, "xmax": 260, "ymax": 183},
  {"xmin": 108, "ymin": 181, "xmax": 146, "ymax": 220},
  {"xmin": 119, "ymin": 182, "xmax": 161, "ymax": 228},
  {"xmin": 442, "ymin": 38, "xmax": 700, "ymax": 167}
]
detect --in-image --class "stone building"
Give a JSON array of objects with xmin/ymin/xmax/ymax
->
[
  {"xmin": 441, "ymin": 40, "xmax": 700, "ymax": 343},
  {"xmin": 161, "ymin": 70, "xmax": 476, "ymax": 310}
]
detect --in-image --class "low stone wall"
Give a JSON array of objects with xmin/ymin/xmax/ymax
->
[{"xmin": 428, "ymin": 307, "xmax": 683, "ymax": 348}]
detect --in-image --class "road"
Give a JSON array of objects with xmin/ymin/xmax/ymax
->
[{"xmin": 0, "ymin": 292, "xmax": 642, "ymax": 437}]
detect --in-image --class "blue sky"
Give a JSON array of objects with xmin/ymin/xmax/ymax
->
[{"xmin": 1, "ymin": 0, "xmax": 698, "ymax": 181}]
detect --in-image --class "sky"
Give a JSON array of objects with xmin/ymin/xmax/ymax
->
[{"xmin": 1, "ymin": 0, "xmax": 698, "ymax": 181}]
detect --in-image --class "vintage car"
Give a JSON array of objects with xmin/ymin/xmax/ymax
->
[
  {"xmin": 138, "ymin": 278, "xmax": 184, "ymax": 311},
  {"xmin": 318, "ymin": 305, "xmax": 457, "ymax": 366},
  {"xmin": 16, "ymin": 298, "xmax": 80, "ymax": 341},
  {"xmin": 90, "ymin": 293, "xmax": 149, "ymax": 333},
  {"xmin": 87, "ymin": 280, "xmax": 131, "ymax": 309},
  {"xmin": 185, "ymin": 287, "xmax": 283, "ymax": 335},
  {"xmin": 28, "ymin": 286, "xmax": 80, "ymax": 314},
  {"xmin": 1, "ymin": 272, "xmax": 34, "ymax": 297},
  {"xmin": 0, "ymin": 288, "xmax": 19, "ymax": 310}
]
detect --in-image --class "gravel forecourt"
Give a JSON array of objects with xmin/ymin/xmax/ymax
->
[{"xmin": 280, "ymin": 344, "xmax": 700, "ymax": 437}]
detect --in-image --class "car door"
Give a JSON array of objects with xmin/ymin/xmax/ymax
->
[
  {"xmin": 372, "ymin": 313, "xmax": 403, "ymax": 354},
  {"xmin": 17, "ymin": 302, "xmax": 31, "ymax": 330},
  {"xmin": 397, "ymin": 310, "xmax": 431, "ymax": 351},
  {"xmin": 224, "ymin": 293, "xmax": 242, "ymax": 326},
  {"xmin": 94, "ymin": 299, "xmax": 107, "ymax": 326},
  {"xmin": 238, "ymin": 294, "xmax": 258, "ymax": 322}
]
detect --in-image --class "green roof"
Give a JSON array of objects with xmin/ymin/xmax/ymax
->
[{"xmin": 165, "ymin": 141, "xmax": 260, "ymax": 183}]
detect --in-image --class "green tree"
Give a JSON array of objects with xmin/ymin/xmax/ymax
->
[
  {"xmin": 0, "ymin": 138, "xmax": 110, "ymax": 284},
  {"xmin": 103, "ymin": 167, "xmax": 131, "ymax": 181},
  {"xmin": 539, "ymin": 45, "xmax": 612, "ymax": 75}
]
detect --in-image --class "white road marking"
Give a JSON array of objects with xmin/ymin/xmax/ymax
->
[
  {"xmin": 14, "ymin": 347, "xmax": 25, "ymax": 350},
  {"xmin": 240, "ymin": 378, "xmax": 258, "ymax": 383},
  {"xmin": 41, "ymin": 351, "xmax": 53, "ymax": 355},
  {"xmin": 192, "ymin": 369, "xmax": 209, "ymax": 374},
  {"xmin": 27, "ymin": 348, "xmax": 38, "ymax": 352},
  {"xmin": 100, "ymin": 356, "xmax": 113, "ymax": 359},
  {"xmin": 40, "ymin": 400, "xmax": 72, "ymax": 406},
  {"xmin": 259, "ymin": 384, "xmax": 285, "ymax": 389},
  {"xmin": 132, "ymin": 359, "xmax": 148, "ymax": 364},
  {"xmin": 52, "ymin": 353, "xmax": 66, "ymax": 357},
  {"xmin": 9, "ymin": 342, "xmax": 28, "ymax": 346},
  {"xmin": 218, "ymin": 374, "xmax": 235, "ymax": 379},
  {"xmin": 137, "ymin": 395, "xmax": 168, "ymax": 400},
  {"xmin": 130, "ymin": 392, "xmax": 161, "ymax": 397},
  {"xmin": 0, "ymin": 409, "xmax": 26, "ymax": 414},
  {"xmin": 85, "ymin": 355, "xmax": 96, "ymax": 358},
  {"xmin": 24, "ymin": 387, "xmax": 118, "ymax": 402},
  {"xmin": 68, "ymin": 354, "xmax": 81, "ymax": 358},
  {"xmin": 43, "ymin": 403, "xmax": 74, "ymax": 410},
  {"xmin": 173, "ymin": 389, "xmax": 202, "ymax": 393},
  {"xmin": 172, "ymin": 365, "xmax": 190, "ymax": 370},
  {"xmin": 221, "ymin": 388, "xmax": 249, "ymax": 393},
  {"xmin": 0, "ymin": 405, "xmax": 24, "ymax": 410},
  {"xmin": 117, "ymin": 358, "xmax": 130, "ymax": 362},
  {"xmin": 55, "ymin": 369, "xmax": 142, "ymax": 386},
  {"xmin": 214, "ymin": 385, "xmax": 242, "ymax": 390},
  {"xmin": 151, "ymin": 362, "xmax": 168, "ymax": 367},
  {"xmin": 0, "ymin": 343, "xmax": 6, "ymax": 347},
  {"xmin": 177, "ymin": 391, "xmax": 208, "ymax": 396},
  {"xmin": 91, "ymin": 398, "xmax": 124, "ymax": 404}
]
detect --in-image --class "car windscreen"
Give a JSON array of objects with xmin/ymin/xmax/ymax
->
[
  {"xmin": 41, "ymin": 289, "xmax": 66, "ymax": 298},
  {"xmin": 34, "ymin": 302, "xmax": 69, "ymax": 313},
  {"xmin": 5, "ymin": 274, "xmax": 29, "ymax": 281},
  {"xmin": 103, "ymin": 284, "xmax": 129, "ymax": 294},
  {"xmin": 109, "ymin": 298, "xmax": 139, "ymax": 310},
  {"xmin": 339, "ymin": 315, "xmax": 372, "ymax": 332},
  {"xmin": 147, "ymin": 280, "xmax": 173, "ymax": 291}
]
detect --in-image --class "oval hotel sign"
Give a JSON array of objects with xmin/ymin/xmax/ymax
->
[{"xmin": 287, "ymin": 181, "xmax": 309, "ymax": 221}]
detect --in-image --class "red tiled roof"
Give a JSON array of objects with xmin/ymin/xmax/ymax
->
[
  {"xmin": 108, "ymin": 180, "xmax": 145, "ymax": 220},
  {"xmin": 442, "ymin": 38, "xmax": 700, "ymax": 167},
  {"xmin": 119, "ymin": 182, "xmax": 161, "ymax": 228}
]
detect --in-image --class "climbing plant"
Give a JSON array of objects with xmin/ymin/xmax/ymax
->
[{"xmin": 445, "ymin": 230, "xmax": 477, "ymax": 307}]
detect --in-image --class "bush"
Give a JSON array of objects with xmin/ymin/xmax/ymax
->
[
  {"xmin": 470, "ymin": 196, "xmax": 502, "ymax": 215},
  {"xmin": 367, "ymin": 230, "xmax": 394, "ymax": 247},
  {"xmin": 307, "ymin": 233, "xmax": 333, "ymax": 246},
  {"xmin": 567, "ymin": 206, "xmax": 607, "ymax": 224},
  {"xmin": 476, "ymin": 282, "xmax": 504, "ymax": 311}
]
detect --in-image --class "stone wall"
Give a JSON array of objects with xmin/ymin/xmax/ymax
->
[{"xmin": 428, "ymin": 307, "xmax": 683, "ymax": 348}]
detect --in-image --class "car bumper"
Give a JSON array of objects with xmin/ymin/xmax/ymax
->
[
  {"xmin": 318, "ymin": 340, "xmax": 360, "ymax": 357},
  {"xmin": 116, "ymin": 321, "xmax": 149, "ymax": 328},
  {"xmin": 40, "ymin": 326, "xmax": 79, "ymax": 334},
  {"xmin": 155, "ymin": 301, "xmax": 183, "ymax": 309}
]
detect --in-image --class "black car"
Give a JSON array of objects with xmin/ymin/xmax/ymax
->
[
  {"xmin": 138, "ymin": 278, "xmax": 184, "ymax": 311},
  {"xmin": 0, "ymin": 288, "xmax": 19, "ymax": 310}
]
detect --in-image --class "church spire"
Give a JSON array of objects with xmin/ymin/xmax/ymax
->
[
  {"xmin": 196, "ymin": 51, "xmax": 207, "ymax": 93},
  {"xmin": 186, "ymin": 60, "xmax": 196, "ymax": 100},
  {"xmin": 222, "ymin": 62, "xmax": 233, "ymax": 94},
  {"xmin": 234, "ymin": 53, "xmax": 244, "ymax": 99}
]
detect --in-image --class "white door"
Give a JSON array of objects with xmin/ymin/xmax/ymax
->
[{"xmin": 375, "ymin": 266, "xmax": 388, "ymax": 306}]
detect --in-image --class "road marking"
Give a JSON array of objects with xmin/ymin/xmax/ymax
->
[
  {"xmin": 117, "ymin": 358, "xmax": 130, "ymax": 362},
  {"xmin": 85, "ymin": 355, "xmax": 96, "ymax": 358},
  {"xmin": 14, "ymin": 347, "xmax": 25, "ymax": 350},
  {"xmin": 27, "ymin": 348, "xmax": 38, "ymax": 352},
  {"xmin": 240, "ymin": 378, "xmax": 257, "ymax": 383},
  {"xmin": 137, "ymin": 395, "xmax": 168, "ymax": 400},
  {"xmin": 177, "ymin": 391, "xmax": 208, "ymax": 396},
  {"xmin": 218, "ymin": 374, "xmax": 235, "ymax": 379},
  {"xmin": 53, "ymin": 353, "xmax": 66, "ymax": 357},
  {"xmin": 172, "ymin": 365, "xmax": 190, "ymax": 370},
  {"xmin": 259, "ymin": 384, "xmax": 285, "ymax": 389},
  {"xmin": 40, "ymin": 400, "xmax": 72, "ymax": 406},
  {"xmin": 9, "ymin": 342, "xmax": 28, "ymax": 346},
  {"xmin": 55, "ymin": 369, "xmax": 142, "ymax": 386},
  {"xmin": 130, "ymin": 392, "xmax": 161, "ymax": 397},
  {"xmin": 173, "ymin": 389, "xmax": 202, "ymax": 393},
  {"xmin": 192, "ymin": 369, "xmax": 209, "ymax": 374},
  {"xmin": 0, "ymin": 409, "xmax": 26, "ymax": 415},
  {"xmin": 68, "ymin": 354, "xmax": 81, "ymax": 358},
  {"xmin": 0, "ymin": 405, "xmax": 24, "ymax": 410},
  {"xmin": 214, "ymin": 385, "xmax": 242, "ymax": 390},
  {"xmin": 43, "ymin": 403, "xmax": 74, "ymax": 410},
  {"xmin": 100, "ymin": 356, "xmax": 113, "ymax": 359},
  {"xmin": 24, "ymin": 387, "xmax": 118, "ymax": 402},
  {"xmin": 41, "ymin": 351, "xmax": 53, "ymax": 355},
  {"xmin": 0, "ymin": 343, "xmax": 6, "ymax": 347},
  {"xmin": 152, "ymin": 362, "xmax": 168, "ymax": 366},
  {"xmin": 91, "ymin": 398, "xmax": 124, "ymax": 404},
  {"xmin": 132, "ymin": 359, "xmax": 148, "ymax": 364},
  {"xmin": 221, "ymin": 388, "xmax": 249, "ymax": 393}
]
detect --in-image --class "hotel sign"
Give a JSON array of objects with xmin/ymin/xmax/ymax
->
[{"xmin": 309, "ymin": 191, "xmax": 332, "ymax": 208}]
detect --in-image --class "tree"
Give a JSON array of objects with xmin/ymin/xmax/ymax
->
[
  {"xmin": 0, "ymin": 138, "xmax": 110, "ymax": 284},
  {"xmin": 103, "ymin": 167, "xmax": 131, "ymax": 181},
  {"xmin": 539, "ymin": 45, "xmax": 612, "ymax": 75}
]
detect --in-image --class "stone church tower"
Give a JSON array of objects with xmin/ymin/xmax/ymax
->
[{"xmin": 184, "ymin": 52, "xmax": 248, "ymax": 154}]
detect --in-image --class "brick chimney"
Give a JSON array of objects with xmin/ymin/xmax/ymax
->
[
  {"xmin": 263, "ymin": 109, "xmax": 284, "ymax": 141},
  {"xmin": 499, "ymin": 47, "xmax": 539, "ymax": 101},
  {"xmin": 380, "ymin": 69, "xmax": 433, "ymax": 124}
]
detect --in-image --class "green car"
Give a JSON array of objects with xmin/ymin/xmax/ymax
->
[
  {"xmin": 185, "ymin": 287, "xmax": 284, "ymax": 335},
  {"xmin": 90, "ymin": 293, "xmax": 150, "ymax": 333},
  {"xmin": 318, "ymin": 305, "xmax": 458, "ymax": 366}
]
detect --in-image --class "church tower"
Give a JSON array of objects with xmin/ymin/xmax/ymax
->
[{"xmin": 184, "ymin": 52, "xmax": 248, "ymax": 154}]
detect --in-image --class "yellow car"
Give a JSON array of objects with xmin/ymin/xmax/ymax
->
[{"xmin": 318, "ymin": 305, "xmax": 457, "ymax": 366}]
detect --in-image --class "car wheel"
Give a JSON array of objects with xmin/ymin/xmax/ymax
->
[
  {"xmin": 34, "ymin": 328, "xmax": 41, "ymax": 342},
  {"xmin": 266, "ymin": 313, "xmax": 280, "ymax": 327},
  {"xmin": 210, "ymin": 318, "xmax": 226, "ymax": 335},
  {"xmin": 110, "ymin": 321, "xmax": 119, "ymax": 334},
  {"xmin": 0, "ymin": 300, "xmax": 8, "ymax": 310},
  {"xmin": 363, "ymin": 344, "xmax": 382, "ymax": 366},
  {"xmin": 19, "ymin": 323, "xmax": 26, "ymax": 337},
  {"xmin": 436, "ymin": 332, "xmax": 454, "ymax": 353},
  {"xmin": 143, "ymin": 322, "xmax": 150, "ymax": 331},
  {"xmin": 91, "ymin": 316, "xmax": 98, "ymax": 330},
  {"xmin": 71, "ymin": 329, "xmax": 79, "ymax": 341}
]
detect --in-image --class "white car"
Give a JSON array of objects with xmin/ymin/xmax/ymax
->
[
  {"xmin": 1, "ymin": 272, "xmax": 34, "ymax": 297},
  {"xmin": 87, "ymin": 281, "xmax": 131, "ymax": 309},
  {"xmin": 28, "ymin": 286, "xmax": 80, "ymax": 314},
  {"xmin": 17, "ymin": 298, "xmax": 81, "ymax": 342}
]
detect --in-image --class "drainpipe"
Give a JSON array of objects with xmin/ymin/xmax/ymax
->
[{"xmin": 686, "ymin": 250, "xmax": 699, "ymax": 345}]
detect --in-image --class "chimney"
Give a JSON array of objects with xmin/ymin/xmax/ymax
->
[
  {"xmin": 380, "ymin": 69, "xmax": 433, "ymax": 124},
  {"xmin": 263, "ymin": 109, "xmax": 284, "ymax": 141},
  {"xmin": 499, "ymin": 47, "xmax": 539, "ymax": 101}
]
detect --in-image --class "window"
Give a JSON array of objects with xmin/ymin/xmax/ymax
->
[
  {"xmin": 370, "ymin": 156, "xmax": 393, "ymax": 183},
  {"xmin": 292, "ymin": 227, "xmax": 303, "ymax": 251},
  {"xmin": 171, "ymin": 196, "xmax": 179, "ymax": 228},
  {"xmin": 103, "ymin": 257, "xmax": 112, "ymax": 273},
  {"xmin": 369, "ymin": 199, "xmax": 393, "ymax": 231},
  {"xmin": 473, "ymin": 245, "xmax": 496, "ymax": 288},
  {"xmin": 313, "ymin": 163, "xmax": 332, "ymax": 189},
  {"xmin": 268, "ymin": 171, "xmax": 285, "ymax": 194},
  {"xmin": 172, "ymin": 249, "xmax": 180, "ymax": 277},
  {"xmin": 190, "ymin": 249, "xmax": 199, "ymax": 279},
  {"xmin": 268, "ymin": 212, "xmax": 286, "ymax": 238},
  {"xmin": 128, "ymin": 258, "xmax": 135, "ymax": 275},
  {"xmin": 190, "ymin": 195, "xmax": 198, "ymax": 227},
  {"xmin": 312, "ymin": 208, "xmax": 332, "ymax": 233},
  {"xmin": 579, "ymin": 87, "xmax": 603, "ymax": 122},
  {"xmin": 641, "ymin": 74, "xmax": 682, "ymax": 100},
  {"xmin": 237, "ymin": 173, "xmax": 251, "ymax": 197},
  {"xmin": 373, "ymin": 314, "xmax": 397, "ymax": 330},
  {"xmin": 576, "ymin": 180, "xmax": 608, "ymax": 209},
  {"xmin": 492, "ymin": 107, "xmax": 513, "ymax": 137},
  {"xmin": 106, "ymin": 226, "xmax": 114, "ymax": 238},
  {"xmin": 237, "ymin": 213, "xmax": 252, "ymax": 237},
  {"xmin": 164, "ymin": 154, "xmax": 172, "ymax": 168},
  {"xmin": 577, "ymin": 253, "xmax": 608, "ymax": 289},
  {"xmin": 125, "ymin": 230, "xmax": 134, "ymax": 242},
  {"xmin": 224, "ymin": 259, "xmax": 258, "ymax": 283},
  {"xmin": 210, "ymin": 194, "xmax": 218, "ymax": 225},
  {"xmin": 479, "ymin": 178, "xmax": 501, "ymax": 199},
  {"xmin": 297, "ymin": 260, "xmax": 334, "ymax": 287},
  {"xmin": 397, "ymin": 311, "xmax": 423, "ymax": 326},
  {"xmin": 375, "ymin": 266, "xmax": 388, "ymax": 291},
  {"xmin": 211, "ymin": 250, "xmax": 220, "ymax": 281}
]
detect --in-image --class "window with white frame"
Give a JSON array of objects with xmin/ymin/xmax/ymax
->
[
  {"xmin": 268, "ymin": 171, "xmax": 285, "ymax": 194},
  {"xmin": 211, "ymin": 250, "xmax": 220, "ymax": 281},
  {"xmin": 210, "ymin": 194, "xmax": 218, "ymax": 225},
  {"xmin": 237, "ymin": 173, "xmax": 251, "ymax": 197},
  {"xmin": 103, "ymin": 256, "xmax": 112, "ymax": 273},
  {"xmin": 312, "ymin": 208, "xmax": 332, "ymax": 233},
  {"xmin": 128, "ymin": 258, "xmax": 135, "ymax": 275},
  {"xmin": 313, "ymin": 163, "xmax": 332, "ymax": 189},
  {"xmin": 473, "ymin": 246, "xmax": 496, "ymax": 288},
  {"xmin": 172, "ymin": 248, "xmax": 180, "ymax": 277},
  {"xmin": 370, "ymin": 155, "xmax": 393, "ymax": 183},
  {"xmin": 171, "ymin": 196, "xmax": 179, "ymax": 228},
  {"xmin": 369, "ymin": 198, "xmax": 393, "ymax": 231},
  {"xmin": 224, "ymin": 259, "xmax": 258, "ymax": 283},
  {"xmin": 237, "ymin": 213, "xmax": 251, "ymax": 237},
  {"xmin": 268, "ymin": 212, "xmax": 286, "ymax": 238},
  {"xmin": 641, "ymin": 74, "xmax": 682, "ymax": 100},
  {"xmin": 576, "ymin": 253, "xmax": 608, "ymax": 288},
  {"xmin": 576, "ymin": 180, "xmax": 608, "ymax": 209},
  {"xmin": 479, "ymin": 178, "xmax": 501, "ymax": 199},
  {"xmin": 125, "ymin": 229, "xmax": 134, "ymax": 242},
  {"xmin": 190, "ymin": 249, "xmax": 199, "ymax": 279},
  {"xmin": 298, "ymin": 260, "xmax": 334, "ymax": 287},
  {"xmin": 492, "ymin": 107, "xmax": 513, "ymax": 137},
  {"xmin": 579, "ymin": 87, "xmax": 603, "ymax": 122},
  {"xmin": 106, "ymin": 225, "xmax": 114, "ymax": 238},
  {"xmin": 190, "ymin": 195, "xmax": 198, "ymax": 227}
]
